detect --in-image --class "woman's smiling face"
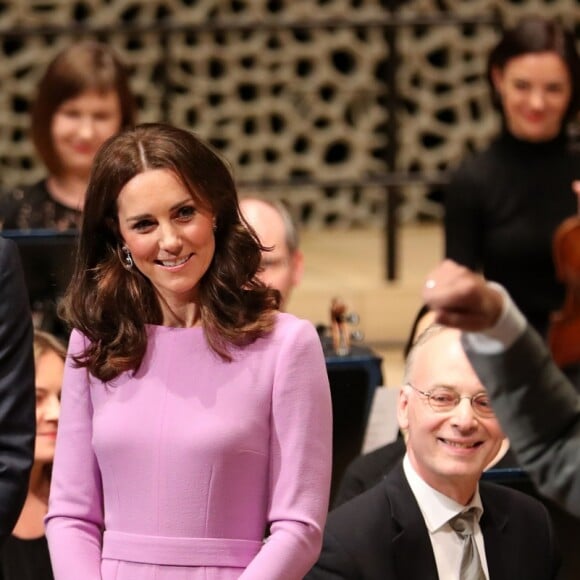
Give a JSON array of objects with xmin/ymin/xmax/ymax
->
[
  {"xmin": 493, "ymin": 51, "xmax": 572, "ymax": 142},
  {"xmin": 116, "ymin": 168, "xmax": 215, "ymax": 319}
]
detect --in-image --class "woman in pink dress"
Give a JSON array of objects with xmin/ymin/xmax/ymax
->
[{"xmin": 45, "ymin": 123, "xmax": 333, "ymax": 579}]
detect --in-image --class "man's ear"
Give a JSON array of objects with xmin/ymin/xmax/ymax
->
[
  {"xmin": 397, "ymin": 386, "xmax": 410, "ymax": 432},
  {"xmin": 291, "ymin": 249, "xmax": 305, "ymax": 287}
]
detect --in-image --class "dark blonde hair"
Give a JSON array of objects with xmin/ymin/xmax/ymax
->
[
  {"xmin": 31, "ymin": 40, "xmax": 136, "ymax": 176},
  {"xmin": 33, "ymin": 330, "xmax": 67, "ymax": 363},
  {"xmin": 33, "ymin": 330, "xmax": 66, "ymax": 479},
  {"xmin": 61, "ymin": 123, "xmax": 280, "ymax": 382}
]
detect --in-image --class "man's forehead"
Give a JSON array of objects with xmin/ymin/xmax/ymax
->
[
  {"xmin": 408, "ymin": 327, "xmax": 480, "ymax": 385},
  {"xmin": 241, "ymin": 200, "xmax": 287, "ymax": 248}
]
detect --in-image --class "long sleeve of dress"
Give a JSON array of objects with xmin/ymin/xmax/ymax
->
[
  {"xmin": 240, "ymin": 318, "xmax": 333, "ymax": 579},
  {"xmin": 45, "ymin": 330, "xmax": 104, "ymax": 579}
]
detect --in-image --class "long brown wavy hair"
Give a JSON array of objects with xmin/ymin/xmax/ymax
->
[{"xmin": 61, "ymin": 123, "xmax": 280, "ymax": 381}]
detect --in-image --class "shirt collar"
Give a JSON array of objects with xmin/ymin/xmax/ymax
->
[{"xmin": 403, "ymin": 454, "xmax": 483, "ymax": 533}]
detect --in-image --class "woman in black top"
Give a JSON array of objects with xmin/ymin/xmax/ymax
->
[
  {"xmin": 0, "ymin": 40, "xmax": 136, "ymax": 231},
  {"xmin": 0, "ymin": 41, "xmax": 137, "ymax": 336},
  {"xmin": 444, "ymin": 16, "xmax": 580, "ymax": 338},
  {"xmin": 0, "ymin": 331, "xmax": 65, "ymax": 580}
]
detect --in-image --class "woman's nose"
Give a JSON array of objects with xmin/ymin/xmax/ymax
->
[
  {"xmin": 529, "ymin": 90, "xmax": 546, "ymax": 111},
  {"xmin": 78, "ymin": 116, "xmax": 96, "ymax": 139},
  {"xmin": 44, "ymin": 395, "xmax": 60, "ymax": 422},
  {"xmin": 158, "ymin": 224, "xmax": 181, "ymax": 252}
]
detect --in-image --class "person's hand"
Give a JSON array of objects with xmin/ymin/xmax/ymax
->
[{"xmin": 422, "ymin": 260, "xmax": 504, "ymax": 331}]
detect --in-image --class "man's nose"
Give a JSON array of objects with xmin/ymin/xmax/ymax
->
[{"xmin": 450, "ymin": 398, "xmax": 478, "ymax": 429}]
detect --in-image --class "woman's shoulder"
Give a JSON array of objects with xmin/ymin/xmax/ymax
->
[
  {"xmin": 269, "ymin": 312, "xmax": 321, "ymax": 347},
  {"xmin": 4, "ymin": 179, "xmax": 50, "ymax": 204},
  {"xmin": 445, "ymin": 141, "xmax": 506, "ymax": 203},
  {"xmin": 67, "ymin": 328, "xmax": 90, "ymax": 354},
  {"xmin": 274, "ymin": 311, "xmax": 316, "ymax": 331},
  {"xmin": 0, "ymin": 179, "xmax": 74, "ymax": 230},
  {"xmin": 451, "ymin": 140, "xmax": 502, "ymax": 179}
]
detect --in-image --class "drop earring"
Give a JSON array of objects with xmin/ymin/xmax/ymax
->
[{"xmin": 121, "ymin": 246, "xmax": 134, "ymax": 270}]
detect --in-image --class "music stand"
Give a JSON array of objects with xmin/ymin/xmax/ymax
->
[{"xmin": 2, "ymin": 229, "xmax": 78, "ymax": 334}]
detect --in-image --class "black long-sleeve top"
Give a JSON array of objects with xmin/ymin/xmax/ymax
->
[
  {"xmin": 444, "ymin": 130, "xmax": 580, "ymax": 336},
  {"xmin": 0, "ymin": 179, "xmax": 81, "ymax": 231},
  {"xmin": 0, "ymin": 535, "xmax": 53, "ymax": 580}
]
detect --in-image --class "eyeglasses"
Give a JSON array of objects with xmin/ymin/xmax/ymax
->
[
  {"xmin": 406, "ymin": 383, "xmax": 495, "ymax": 418},
  {"xmin": 259, "ymin": 256, "xmax": 290, "ymax": 271}
]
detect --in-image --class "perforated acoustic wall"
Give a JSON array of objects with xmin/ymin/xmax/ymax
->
[{"xmin": 0, "ymin": 1, "xmax": 577, "ymax": 226}]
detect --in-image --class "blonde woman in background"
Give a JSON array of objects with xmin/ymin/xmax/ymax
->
[{"xmin": 0, "ymin": 331, "xmax": 65, "ymax": 580}]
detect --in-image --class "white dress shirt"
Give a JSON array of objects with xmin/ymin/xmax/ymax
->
[{"xmin": 403, "ymin": 455, "xmax": 490, "ymax": 580}]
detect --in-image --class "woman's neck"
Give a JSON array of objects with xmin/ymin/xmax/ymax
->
[
  {"xmin": 159, "ymin": 293, "xmax": 202, "ymax": 328},
  {"xmin": 11, "ymin": 463, "xmax": 50, "ymax": 539},
  {"xmin": 46, "ymin": 173, "xmax": 88, "ymax": 211}
]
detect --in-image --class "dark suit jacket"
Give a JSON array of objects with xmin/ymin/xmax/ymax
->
[
  {"xmin": 0, "ymin": 237, "xmax": 35, "ymax": 545},
  {"xmin": 306, "ymin": 464, "xmax": 559, "ymax": 580},
  {"xmin": 332, "ymin": 437, "xmax": 406, "ymax": 508}
]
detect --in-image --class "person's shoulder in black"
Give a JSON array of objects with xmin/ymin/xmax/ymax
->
[
  {"xmin": 332, "ymin": 436, "xmax": 405, "ymax": 508},
  {"xmin": 0, "ymin": 535, "xmax": 53, "ymax": 580},
  {"xmin": 0, "ymin": 179, "xmax": 81, "ymax": 231}
]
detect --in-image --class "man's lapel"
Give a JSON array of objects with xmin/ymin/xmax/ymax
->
[
  {"xmin": 479, "ymin": 485, "xmax": 510, "ymax": 580},
  {"xmin": 384, "ymin": 465, "xmax": 439, "ymax": 580}
]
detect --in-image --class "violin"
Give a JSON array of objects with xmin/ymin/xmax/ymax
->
[{"xmin": 548, "ymin": 214, "xmax": 580, "ymax": 368}]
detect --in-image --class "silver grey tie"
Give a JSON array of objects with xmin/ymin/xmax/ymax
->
[{"xmin": 449, "ymin": 508, "xmax": 486, "ymax": 580}]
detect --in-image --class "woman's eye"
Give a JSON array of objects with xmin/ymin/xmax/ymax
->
[
  {"xmin": 513, "ymin": 80, "xmax": 530, "ymax": 91},
  {"xmin": 133, "ymin": 219, "xmax": 155, "ymax": 231},
  {"xmin": 177, "ymin": 206, "xmax": 196, "ymax": 220},
  {"xmin": 546, "ymin": 84, "xmax": 566, "ymax": 95}
]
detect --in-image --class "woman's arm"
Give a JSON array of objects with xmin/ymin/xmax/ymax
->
[
  {"xmin": 45, "ymin": 330, "xmax": 104, "ymax": 579},
  {"xmin": 241, "ymin": 318, "xmax": 333, "ymax": 579}
]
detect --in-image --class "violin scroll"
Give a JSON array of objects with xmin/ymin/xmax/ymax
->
[{"xmin": 330, "ymin": 297, "xmax": 362, "ymax": 356}]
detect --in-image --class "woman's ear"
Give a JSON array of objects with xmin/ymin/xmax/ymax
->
[
  {"xmin": 106, "ymin": 216, "xmax": 121, "ymax": 239},
  {"xmin": 490, "ymin": 66, "xmax": 504, "ymax": 97}
]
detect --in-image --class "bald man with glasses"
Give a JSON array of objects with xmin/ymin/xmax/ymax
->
[
  {"xmin": 306, "ymin": 324, "xmax": 558, "ymax": 580},
  {"xmin": 239, "ymin": 197, "xmax": 303, "ymax": 311}
]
